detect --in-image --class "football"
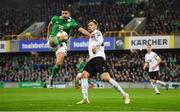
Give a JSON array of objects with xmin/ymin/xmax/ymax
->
[{"xmin": 56, "ymin": 31, "xmax": 69, "ymax": 42}]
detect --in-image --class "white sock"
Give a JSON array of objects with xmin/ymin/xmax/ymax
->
[
  {"xmin": 81, "ymin": 79, "xmax": 89, "ymax": 99},
  {"xmin": 156, "ymin": 80, "xmax": 166, "ymax": 86},
  {"xmin": 109, "ymin": 78, "xmax": 127, "ymax": 96},
  {"xmin": 150, "ymin": 82, "xmax": 160, "ymax": 93}
]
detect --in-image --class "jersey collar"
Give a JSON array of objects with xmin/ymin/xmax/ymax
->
[
  {"xmin": 59, "ymin": 16, "xmax": 72, "ymax": 22},
  {"xmin": 91, "ymin": 29, "xmax": 98, "ymax": 34}
]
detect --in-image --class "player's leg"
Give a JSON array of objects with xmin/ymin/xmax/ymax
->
[
  {"xmin": 77, "ymin": 59, "xmax": 95, "ymax": 104},
  {"xmin": 150, "ymin": 79, "xmax": 160, "ymax": 94},
  {"xmin": 49, "ymin": 43, "xmax": 67, "ymax": 87},
  {"xmin": 101, "ymin": 72, "xmax": 130, "ymax": 104},
  {"xmin": 156, "ymin": 80, "xmax": 166, "ymax": 85},
  {"xmin": 95, "ymin": 57, "xmax": 130, "ymax": 104},
  {"xmin": 149, "ymin": 72, "xmax": 160, "ymax": 94},
  {"xmin": 77, "ymin": 70, "xmax": 90, "ymax": 104},
  {"xmin": 49, "ymin": 52, "xmax": 64, "ymax": 87},
  {"xmin": 154, "ymin": 71, "xmax": 169, "ymax": 90},
  {"xmin": 75, "ymin": 73, "xmax": 82, "ymax": 88},
  {"xmin": 156, "ymin": 80, "xmax": 169, "ymax": 90},
  {"xmin": 48, "ymin": 37, "xmax": 60, "ymax": 48}
]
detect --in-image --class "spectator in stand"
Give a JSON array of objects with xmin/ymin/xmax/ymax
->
[
  {"xmin": 1, "ymin": 0, "xmax": 179, "ymax": 39},
  {"xmin": 0, "ymin": 50, "xmax": 179, "ymax": 83}
]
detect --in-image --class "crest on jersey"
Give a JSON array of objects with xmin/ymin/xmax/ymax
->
[
  {"xmin": 68, "ymin": 17, "xmax": 72, "ymax": 22},
  {"xmin": 59, "ymin": 25, "xmax": 64, "ymax": 30}
]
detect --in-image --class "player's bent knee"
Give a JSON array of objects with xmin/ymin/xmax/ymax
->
[
  {"xmin": 56, "ymin": 61, "xmax": 62, "ymax": 66},
  {"xmin": 49, "ymin": 39, "xmax": 56, "ymax": 48},
  {"xmin": 55, "ymin": 59, "xmax": 63, "ymax": 67},
  {"xmin": 150, "ymin": 79, "xmax": 156, "ymax": 83},
  {"xmin": 150, "ymin": 79, "xmax": 153, "ymax": 82},
  {"xmin": 81, "ymin": 71, "xmax": 89, "ymax": 79}
]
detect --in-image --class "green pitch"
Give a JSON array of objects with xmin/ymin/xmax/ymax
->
[{"xmin": 0, "ymin": 88, "xmax": 180, "ymax": 111}]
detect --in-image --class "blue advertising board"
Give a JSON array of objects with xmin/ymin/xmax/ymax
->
[
  {"xmin": 70, "ymin": 37, "xmax": 114, "ymax": 51},
  {"xmin": 18, "ymin": 37, "xmax": 115, "ymax": 52},
  {"xmin": 19, "ymin": 40, "xmax": 50, "ymax": 52}
]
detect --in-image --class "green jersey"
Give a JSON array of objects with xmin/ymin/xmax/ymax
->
[
  {"xmin": 50, "ymin": 16, "xmax": 78, "ymax": 37},
  {"xmin": 76, "ymin": 61, "xmax": 86, "ymax": 73}
]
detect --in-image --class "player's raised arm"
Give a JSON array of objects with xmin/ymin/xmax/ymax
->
[
  {"xmin": 47, "ymin": 22, "xmax": 52, "ymax": 40},
  {"xmin": 70, "ymin": 18, "xmax": 92, "ymax": 38},
  {"xmin": 78, "ymin": 27, "xmax": 92, "ymax": 38}
]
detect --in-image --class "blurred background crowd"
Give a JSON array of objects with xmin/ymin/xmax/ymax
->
[
  {"xmin": 0, "ymin": 0, "xmax": 179, "ymax": 83},
  {"xmin": 0, "ymin": 50, "xmax": 179, "ymax": 83},
  {"xmin": 0, "ymin": 0, "xmax": 179, "ymax": 39}
]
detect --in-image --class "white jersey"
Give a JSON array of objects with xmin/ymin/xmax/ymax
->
[
  {"xmin": 88, "ymin": 30, "xmax": 106, "ymax": 61},
  {"xmin": 145, "ymin": 51, "xmax": 159, "ymax": 72}
]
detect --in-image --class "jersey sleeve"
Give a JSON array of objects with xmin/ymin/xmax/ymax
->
[
  {"xmin": 153, "ymin": 52, "xmax": 158, "ymax": 58},
  {"xmin": 154, "ymin": 52, "xmax": 160, "ymax": 60},
  {"xmin": 68, "ymin": 19, "xmax": 78, "ymax": 36},
  {"xmin": 93, "ymin": 31, "xmax": 103, "ymax": 47},
  {"xmin": 50, "ymin": 16, "xmax": 58, "ymax": 24},
  {"xmin": 71, "ymin": 19, "xmax": 78, "ymax": 29}
]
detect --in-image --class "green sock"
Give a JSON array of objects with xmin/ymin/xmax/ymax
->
[{"xmin": 50, "ymin": 65, "xmax": 61, "ymax": 79}]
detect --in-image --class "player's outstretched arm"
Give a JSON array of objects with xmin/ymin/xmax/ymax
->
[
  {"xmin": 47, "ymin": 23, "xmax": 52, "ymax": 40},
  {"xmin": 78, "ymin": 27, "xmax": 92, "ymax": 38}
]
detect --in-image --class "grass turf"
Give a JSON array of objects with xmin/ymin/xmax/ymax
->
[{"xmin": 0, "ymin": 88, "xmax": 180, "ymax": 111}]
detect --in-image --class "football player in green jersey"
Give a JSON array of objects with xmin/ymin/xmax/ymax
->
[
  {"xmin": 75, "ymin": 58, "xmax": 86, "ymax": 88},
  {"xmin": 47, "ymin": 8, "xmax": 91, "ymax": 87}
]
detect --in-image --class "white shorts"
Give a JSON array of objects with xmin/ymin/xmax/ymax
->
[
  {"xmin": 55, "ymin": 42, "xmax": 67, "ymax": 56},
  {"xmin": 47, "ymin": 41, "xmax": 67, "ymax": 56}
]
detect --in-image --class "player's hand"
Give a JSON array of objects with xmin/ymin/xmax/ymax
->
[
  {"xmin": 152, "ymin": 65, "xmax": 157, "ymax": 70},
  {"xmin": 143, "ymin": 66, "xmax": 146, "ymax": 70},
  {"xmin": 90, "ymin": 34, "xmax": 94, "ymax": 38},
  {"xmin": 92, "ymin": 46, "xmax": 97, "ymax": 54}
]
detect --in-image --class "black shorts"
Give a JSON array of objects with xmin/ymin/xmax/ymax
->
[
  {"xmin": 83, "ymin": 57, "xmax": 109, "ymax": 76},
  {"xmin": 148, "ymin": 71, "xmax": 159, "ymax": 80}
]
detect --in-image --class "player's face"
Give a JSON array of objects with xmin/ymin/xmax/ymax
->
[
  {"xmin": 146, "ymin": 45, "xmax": 152, "ymax": 52},
  {"xmin": 88, "ymin": 22, "xmax": 97, "ymax": 33},
  {"xmin": 61, "ymin": 11, "xmax": 70, "ymax": 20}
]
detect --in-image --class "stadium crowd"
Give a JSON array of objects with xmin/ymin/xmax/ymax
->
[
  {"xmin": 0, "ymin": 0, "xmax": 179, "ymax": 83},
  {"xmin": 0, "ymin": 50, "xmax": 179, "ymax": 83},
  {"xmin": 141, "ymin": 0, "xmax": 180, "ymax": 35},
  {"xmin": 0, "ymin": 0, "xmax": 179, "ymax": 39}
]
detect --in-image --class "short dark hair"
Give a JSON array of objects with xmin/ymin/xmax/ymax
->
[
  {"xmin": 61, "ymin": 7, "xmax": 70, "ymax": 12},
  {"xmin": 88, "ymin": 19, "xmax": 98, "ymax": 26}
]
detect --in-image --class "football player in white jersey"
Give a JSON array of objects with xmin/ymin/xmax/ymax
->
[
  {"xmin": 143, "ymin": 44, "xmax": 168, "ymax": 94},
  {"xmin": 77, "ymin": 20, "xmax": 130, "ymax": 104}
]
